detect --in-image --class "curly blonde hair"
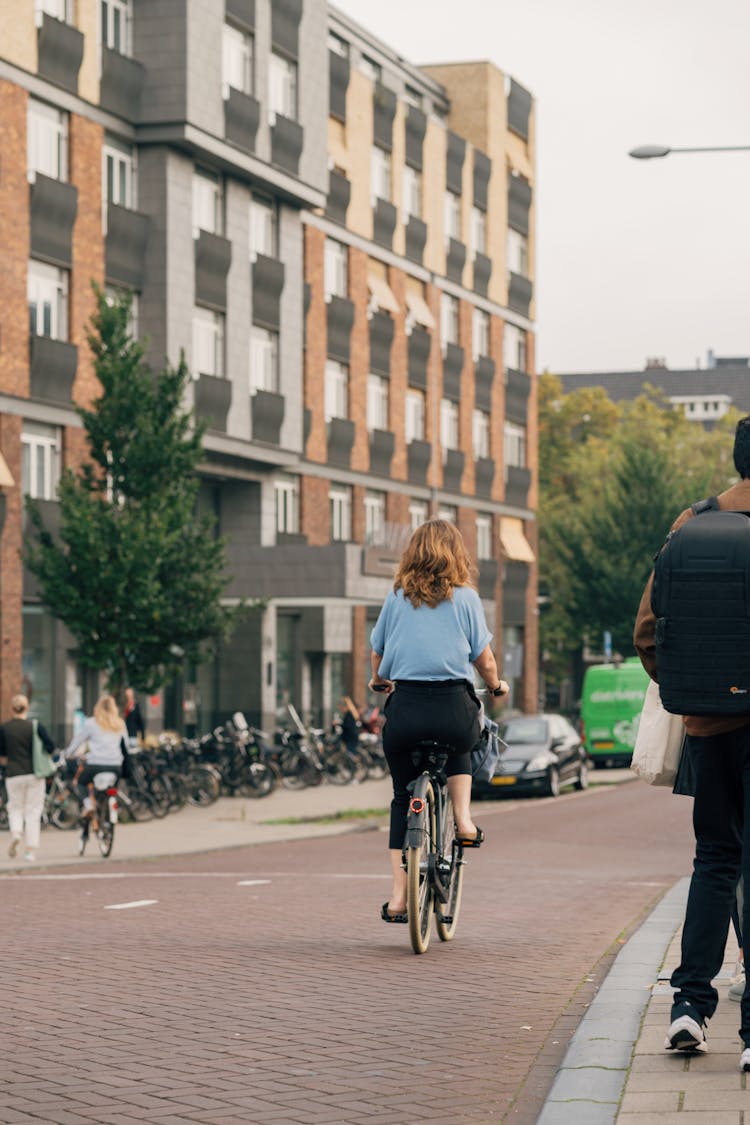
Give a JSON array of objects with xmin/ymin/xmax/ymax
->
[
  {"xmin": 93, "ymin": 694, "xmax": 125, "ymax": 733},
  {"xmin": 393, "ymin": 519, "xmax": 474, "ymax": 608}
]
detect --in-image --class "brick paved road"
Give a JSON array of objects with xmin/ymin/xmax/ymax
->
[{"xmin": 2, "ymin": 782, "xmax": 693, "ymax": 1125}]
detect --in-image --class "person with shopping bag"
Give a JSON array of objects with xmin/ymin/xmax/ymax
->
[{"xmin": 0, "ymin": 694, "xmax": 55, "ymax": 862}]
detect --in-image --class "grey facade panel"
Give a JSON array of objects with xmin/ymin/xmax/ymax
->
[
  {"xmin": 508, "ymin": 174, "xmax": 532, "ymax": 235},
  {"xmin": 327, "ymin": 417, "xmax": 355, "ymax": 467},
  {"xmin": 271, "ymin": 114, "xmax": 304, "ymax": 175},
  {"xmin": 407, "ymin": 439, "xmax": 431, "ymax": 485},
  {"xmin": 226, "ymin": 0, "xmax": 255, "ymax": 28},
  {"xmin": 473, "ymin": 150, "xmax": 491, "ymax": 210},
  {"xmin": 271, "ymin": 0, "xmax": 303, "ymax": 58},
  {"xmin": 329, "ymin": 50, "xmax": 350, "ymax": 122},
  {"xmin": 369, "ymin": 311, "xmax": 394, "ymax": 376},
  {"xmin": 29, "ymin": 336, "xmax": 77, "ymax": 404},
  {"xmin": 373, "ymin": 198, "xmax": 397, "ymax": 250},
  {"xmin": 475, "ymin": 457, "xmax": 495, "ymax": 498},
  {"xmin": 195, "ymin": 230, "xmax": 232, "ymax": 310},
  {"xmin": 405, "ymin": 215, "xmax": 427, "ymax": 265},
  {"xmin": 326, "ymin": 169, "xmax": 350, "ymax": 225},
  {"xmin": 443, "ymin": 449, "xmax": 464, "ymax": 492},
  {"xmin": 228, "ymin": 542, "xmax": 349, "ymax": 599},
  {"xmin": 29, "ymin": 175, "xmax": 77, "ymax": 268},
  {"xmin": 105, "ymin": 204, "xmax": 150, "ymax": 290},
  {"xmin": 224, "ymin": 87, "xmax": 260, "ymax": 154},
  {"xmin": 100, "ymin": 46, "xmax": 144, "ymax": 118},
  {"xmin": 408, "ymin": 327, "xmax": 431, "ymax": 389},
  {"xmin": 479, "ymin": 558, "xmax": 498, "ymax": 600},
  {"xmin": 132, "ymin": 1, "xmax": 188, "ymax": 126},
  {"xmin": 473, "ymin": 251, "xmax": 491, "ymax": 296},
  {"xmin": 446, "ymin": 238, "xmax": 466, "ymax": 284},
  {"xmin": 505, "ymin": 466, "xmax": 531, "ymax": 508},
  {"xmin": 252, "ymin": 254, "xmax": 285, "ymax": 329},
  {"xmin": 508, "ymin": 271, "xmax": 532, "ymax": 317},
  {"xmin": 373, "ymin": 82, "xmax": 397, "ymax": 151},
  {"xmin": 251, "ymin": 389, "xmax": 285, "ymax": 444},
  {"xmin": 443, "ymin": 343, "xmax": 464, "ymax": 401},
  {"xmin": 405, "ymin": 105, "xmax": 426, "ymax": 170},
  {"xmin": 503, "ymin": 560, "xmax": 529, "ymax": 625},
  {"xmin": 37, "ymin": 14, "xmax": 83, "ymax": 94},
  {"xmin": 505, "ymin": 367, "xmax": 531, "ymax": 424},
  {"xmin": 195, "ymin": 373, "xmax": 232, "ymax": 432},
  {"xmin": 475, "ymin": 356, "xmax": 495, "ymax": 411},
  {"xmin": 446, "ymin": 131, "xmax": 466, "ymax": 195},
  {"xmin": 507, "ymin": 78, "xmax": 532, "ymax": 141},
  {"xmin": 369, "ymin": 428, "xmax": 395, "ymax": 476},
  {"xmin": 326, "ymin": 296, "xmax": 355, "ymax": 363}
]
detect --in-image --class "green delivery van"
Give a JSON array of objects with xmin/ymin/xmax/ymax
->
[{"xmin": 580, "ymin": 657, "xmax": 650, "ymax": 767}]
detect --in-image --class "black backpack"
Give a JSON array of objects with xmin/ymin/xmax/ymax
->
[{"xmin": 652, "ymin": 497, "xmax": 750, "ymax": 715}]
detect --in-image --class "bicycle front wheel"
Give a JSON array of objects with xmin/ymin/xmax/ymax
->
[
  {"xmin": 406, "ymin": 778, "xmax": 436, "ymax": 954},
  {"xmin": 435, "ymin": 794, "xmax": 464, "ymax": 942}
]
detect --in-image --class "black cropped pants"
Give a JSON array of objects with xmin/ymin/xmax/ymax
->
[{"xmin": 381, "ymin": 680, "xmax": 481, "ymax": 849}]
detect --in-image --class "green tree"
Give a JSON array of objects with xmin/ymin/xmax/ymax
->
[{"xmin": 25, "ymin": 286, "xmax": 242, "ymax": 702}]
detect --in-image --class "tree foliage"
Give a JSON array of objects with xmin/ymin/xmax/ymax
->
[{"xmin": 25, "ymin": 286, "xmax": 243, "ymax": 701}]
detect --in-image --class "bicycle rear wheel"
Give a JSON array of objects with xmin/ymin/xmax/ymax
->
[
  {"xmin": 435, "ymin": 794, "xmax": 464, "ymax": 942},
  {"xmin": 406, "ymin": 777, "xmax": 436, "ymax": 954}
]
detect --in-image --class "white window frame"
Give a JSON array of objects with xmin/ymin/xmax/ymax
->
[
  {"xmin": 22, "ymin": 422, "xmax": 61, "ymax": 501},
  {"xmin": 269, "ymin": 52, "xmax": 298, "ymax": 122},
  {"xmin": 504, "ymin": 421, "xmax": 527, "ymax": 471},
  {"xmin": 328, "ymin": 32, "xmax": 349, "ymax": 58},
  {"xmin": 440, "ymin": 293, "xmax": 460, "ymax": 350},
  {"xmin": 507, "ymin": 228, "xmax": 528, "ymax": 277},
  {"xmin": 503, "ymin": 322, "xmax": 527, "ymax": 373},
  {"xmin": 371, "ymin": 146, "xmax": 391, "ymax": 204},
  {"xmin": 35, "ymin": 0, "xmax": 72, "ymax": 26},
  {"xmin": 367, "ymin": 373, "xmax": 389, "ymax": 433},
  {"xmin": 324, "ymin": 360, "xmax": 348, "ymax": 422},
  {"xmin": 192, "ymin": 169, "xmax": 222, "ymax": 237},
  {"xmin": 440, "ymin": 398, "xmax": 459, "ymax": 452},
  {"xmin": 444, "ymin": 190, "xmax": 461, "ymax": 244},
  {"xmin": 360, "ymin": 54, "xmax": 382, "ymax": 83},
  {"xmin": 250, "ymin": 326, "xmax": 279, "ymax": 394},
  {"xmin": 28, "ymin": 260, "xmax": 68, "ymax": 340},
  {"xmin": 103, "ymin": 136, "xmax": 136, "ymax": 211},
  {"xmin": 329, "ymin": 484, "xmax": 352, "ymax": 542},
  {"xmin": 324, "ymin": 239, "xmax": 348, "ymax": 301},
  {"xmin": 409, "ymin": 499, "xmax": 428, "ymax": 531},
  {"xmin": 402, "ymin": 165, "xmax": 422, "ymax": 223},
  {"xmin": 100, "ymin": 0, "xmax": 132, "ymax": 55},
  {"xmin": 364, "ymin": 490, "xmax": 386, "ymax": 545},
  {"xmin": 192, "ymin": 307, "xmax": 225, "ymax": 379},
  {"xmin": 471, "ymin": 206, "xmax": 487, "ymax": 258},
  {"xmin": 472, "ymin": 307, "xmax": 490, "ymax": 360},
  {"xmin": 250, "ymin": 194, "xmax": 277, "ymax": 261},
  {"xmin": 274, "ymin": 475, "xmax": 299, "ymax": 536},
  {"xmin": 405, "ymin": 389, "xmax": 425, "ymax": 443},
  {"xmin": 28, "ymin": 99, "xmax": 67, "ymax": 182},
  {"xmin": 222, "ymin": 21, "xmax": 253, "ymax": 98},
  {"xmin": 438, "ymin": 504, "xmax": 457, "ymax": 524},
  {"xmin": 472, "ymin": 408, "xmax": 490, "ymax": 460},
  {"xmin": 476, "ymin": 514, "xmax": 492, "ymax": 561}
]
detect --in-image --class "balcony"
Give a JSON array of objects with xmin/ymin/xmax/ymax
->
[
  {"xmin": 405, "ymin": 216, "xmax": 427, "ymax": 265},
  {"xmin": 326, "ymin": 169, "xmax": 350, "ymax": 226},
  {"xmin": 475, "ymin": 457, "xmax": 495, "ymax": 498},
  {"xmin": 373, "ymin": 198, "xmax": 397, "ymax": 250},
  {"xmin": 30, "ymin": 175, "xmax": 77, "ymax": 268},
  {"xmin": 195, "ymin": 374, "xmax": 231, "ymax": 433},
  {"xmin": 508, "ymin": 271, "xmax": 532, "ymax": 317},
  {"xmin": 443, "ymin": 449, "xmax": 464, "ymax": 493},
  {"xmin": 473, "ymin": 252, "xmax": 492, "ymax": 297},
  {"xmin": 446, "ymin": 238, "xmax": 466, "ymax": 284},
  {"xmin": 329, "ymin": 50, "xmax": 350, "ymax": 123},
  {"xmin": 474, "ymin": 355, "xmax": 495, "ymax": 411},
  {"xmin": 505, "ymin": 367, "xmax": 531, "ymax": 425},
  {"xmin": 195, "ymin": 230, "xmax": 232, "ymax": 311},
  {"xmin": 368, "ymin": 429, "xmax": 394, "ymax": 477},
  {"xmin": 251, "ymin": 389, "xmax": 285, "ymax": 445},
  {"xmin": 29, "ymin": 336, "xmax": 77, "ymax": 404},
  {"xmin": 326, "ymin": 296, "xmax": 355, "ymax": 364},
  {"xmin": 105, "ymin": 203, "xmax": 149, "ymax": 289},
  {"xmin": 327, "ymin": 417, "xmax": 355, "ymax": 468},
  {"xmin": 37, "ymin": 13, "xmax": 83, "ymax": 94},
  {"xmin": 100, "ymin": 45, "xmax": 144, "ymax": 118},
  {"xmin": 252, "ymin": 254, "xmax": 285, "ymax": 330},
  {"xmin": 224, "ymin": 88, "xmax": 260, "ymax": 155},
  {"xmin": 478, "ymin": 558, "xmax": 498, "ymax": 600},
  {"xmin": 407, "ymin": 439, "xmax": 431, "ymax": 485},
  {"xmin": 505, "ymin": 465, "xmax": 531, "ymax": 508},
  {"xmin": 408, "ymin": 326, "xmax": 430, "ymax": 390},
  {"xmin": 271, "ymin": 114, "xmax": 303, "ymax": 176}
]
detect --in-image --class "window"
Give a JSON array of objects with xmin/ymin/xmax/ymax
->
[
  {"xmin": 324, "ymin": 360, "xmax": 348, "ymax": 421},
  {"xmin": 269, "ymin": 52, "xmax": 297, "ymax": 121},
  {"xmin": 28, "ymin": 99, "xmax": 67, "ymax": 182},
  {"xmin": 274, "ymin": 475, "xmax": 299, "ymax": 536},
  {"xmin": 250, "ymin": 326, "xmax": 279, "ymax": 393},
  {"xmin": 503, "ymin": 322, "xmax": 527, "ymax": 372},
  {"xmin": 329, "ymin": 484, "xmax": 352, "ymax": 541},
  {"xmin": 504, "ymin": 421, "xmax": 527, "ymax": 470},
  {"xmin": 472, "ymin": 408, "xmax": 490, "ymax": 459},
  {"xmin": 324, "ymin": 239, "xmax": 348, "ymax": 301},
  {"xmin": 403, "ymin": 85, "xmax": 423, "ymax": 110},
  {"xmin": 192, "ymin": 308, "xmax": 224, "ymax": 378},
  {"xmin": 328, "ymin": 32, "xmax": 349, "ymax": 57},
  {"xmin": 364, "ymin": 490, "xmax": 386, "ymax": 545},
  {"xmin": 371, "ymin": 146, "xmax": 391, "ymax": 203},
  {"xmin": 222, "ymin": 22, "xmax": 253, "ymax": 97},
  {"xmin": 440, "ymin": 398, "xmax": 459, "ymax": 451},
  {"xmin": 508, "ymin": 228, "xmax": 528, "ymax": 276},
  {"xmin": 409, "ymin": 499, "xmax": 428, "ymax": 531},
  {"xmin": 438, "ymin": 504, "xmax": 457, "ymax": 524},
  {"xmin": 28, "ymin": 261, "xmax": 68, "ymax": 340},
  {"xmin": 250, "ymin": 195, "xmax": 277, "ymax": 261},
  {"xmin": 405, "ymin": 389, "xmax": 425, "ymax": 443},
  {"xmin": 367, "ymin": 373, "xmax": 389, "ymax": 432},
  {"xmin": 402, "ymin": 165, "xmax": 421, "ymax": 222},
  {"xmin": 444, "ymin": 190, "xmax": 461, "ymax": 244},
  {"xmin": 360, "ymin": 54, "xmax": 382, "ymax": 83},
  {"xmin": 100, "ymin": 0, "xmax": 131, "ymax": 54},
  {"xmin": 440, "ymin": 293, "xmax": 460, "ymax": 350},
  {"xmin": 476, "ymin": 514, "xmax": 492, "ymax": 560},
  {"xmin": 35, "ymin": 0, "xmax": 71, "ymax": 24},
  {"xmin": 472, "ymin": 308, "xmax": 490, "ymax": 359},
  {"xmin": 103, "ymin": 136, "xmax": 135, "ymax": 209},
  {"xmin": 471, "ymin": 206, "xmax": 487, "ymax": 257},
  {"xmin": 192, "ymin": 169, "xmax": 222, "ymax": 237},
  {"xmin": 22, "ymin": 421, "xmax": 61, "ymax": 500}
]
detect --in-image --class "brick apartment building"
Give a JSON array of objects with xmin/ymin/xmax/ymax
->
[{"xmin": 0, "ymin": 0, "xmax": 537, "ymax": 739}]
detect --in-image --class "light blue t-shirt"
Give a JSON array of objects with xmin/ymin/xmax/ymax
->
[{"xmin": 370, "ymin": 586, "xmax": 492, "ymax": 681}]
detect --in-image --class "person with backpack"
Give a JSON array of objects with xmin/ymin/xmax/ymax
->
[{"xmin": 634, "ymin": 415, "xmax": 750, "ymax": 1071}]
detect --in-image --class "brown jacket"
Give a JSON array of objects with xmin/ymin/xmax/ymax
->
[{"xmin": 633, "ymin": 478, "xmax": 750, "ymax": 737}]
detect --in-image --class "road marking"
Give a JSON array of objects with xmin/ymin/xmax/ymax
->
[
  {"xmin": 237, "ymin": 879, "xmax": 271, "ymax": 886},
  {"xmin": 104, "ymin": 899, "xmax": 158, "ymax": 910}
]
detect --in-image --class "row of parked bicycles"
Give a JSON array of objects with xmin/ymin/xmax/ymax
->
[{"xmin": 0, "ymin": 706, "xmax": 388, "ymax": 837}]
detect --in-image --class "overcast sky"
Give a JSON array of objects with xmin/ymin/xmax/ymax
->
[{"xmin": 334, "ymin": 0, "xmax": 750, "ymax": 374}]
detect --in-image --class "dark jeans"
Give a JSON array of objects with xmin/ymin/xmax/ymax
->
[
  {"xmin": 671, "ymin": 727, "xmax": 750, "ymax": 1041},
  {"xmin": 382, "ymin": 680, "xmax": 481, "ymax": 849}
]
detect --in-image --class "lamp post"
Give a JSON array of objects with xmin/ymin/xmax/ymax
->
[{"xmin": 629, "ymin": 144, "xmax": 750, "ymax": 160}]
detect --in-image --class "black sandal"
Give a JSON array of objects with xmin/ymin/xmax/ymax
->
[
  {"xmin": 381, "ymin": 902, "xmax": 408, "ymax": 924},
  {"xmin": 456, "ymin": 826, "xmax": 485, "ymax": 848}
]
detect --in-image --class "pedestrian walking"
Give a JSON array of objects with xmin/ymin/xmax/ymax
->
[
  {"xmin": 123, "ymin": 687, "xmax": 145, "ymax": 744},
  {"xmin": 0, "ymin": 694, "xmax": 55, "ymax": 862},
  {"xmin": 634, "ymin": 415, "xmax": 750, "ymax": 1070},
  {"xmin": 338, "ymin": 697, "xmax": 360, "ymax": 755}
]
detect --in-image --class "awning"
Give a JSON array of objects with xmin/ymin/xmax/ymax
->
[
  {"xmin": 0, "ymin": 451, "xmax": 14, "ymax": 489},
  {"xmin": 367, "ymin": 273, "xmax": 400, "ymax": 315},
  {"xmin": 405, "ymin": 288, "xmax": 436, "ymax": 329},
  {"xmin": 499, "ymin": 517, "xmax": 535, "ymax": 563}
]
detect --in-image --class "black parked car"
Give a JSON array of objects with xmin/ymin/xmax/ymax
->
[{"xmin": 473, "ymin": 714, "xmax": 589, "ymax": 799}]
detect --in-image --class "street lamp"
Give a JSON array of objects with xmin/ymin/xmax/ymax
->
[{"xmin": 629, "ymin": 143, "xmax": 750, "ymax": 160}]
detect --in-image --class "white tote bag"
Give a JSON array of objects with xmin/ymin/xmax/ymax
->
[{"xmin": 630, "ymin": 679, "xmax": 685, "ymax": 786}]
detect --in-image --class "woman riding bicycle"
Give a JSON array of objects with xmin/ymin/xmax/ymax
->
[
  {"xmin": 64, "ymin": 695, "xmax": 127, "ymax": 837},
  {"xmin": 369, "ymin": 519, "xmax": 508, "ymax": 923}
]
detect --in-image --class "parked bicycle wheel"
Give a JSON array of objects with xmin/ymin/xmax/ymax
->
[
  {"xmin": 238, "ymin": 761, "xmax": 277, "ymax": 798},
  {"xmin": 434, "ymin": 797, "xmax": 464, "ymax": 942},
  {"xmin": 325, "ymin": 751, "xmax": 355, "ymax": 785},
  {"xmin": 407, "ymin": 778, "xmax": 436, "ymax": 955},
  {"xmin": 186, "ymin": 766, "xmax": 221, "ymax": 806}
]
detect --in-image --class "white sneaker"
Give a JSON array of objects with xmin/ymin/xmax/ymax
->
[
  {"xmin": 23, "ymin": 850, "xmax": 35, "ymax": 862},
  {"xmin": 7, "ymin": 835, "xmax": 21, "ymax": 858},
  {"xmin": 665, "ymin": 1013, "xmax": 707, "ymax": 1052},
  {"xmin": 729, "ymin": 960, "xmax": 745, "ymax": 1002},
  {"xmin": 741, "ymin": 1047, "xmax": 750, "ymax": 1072}
]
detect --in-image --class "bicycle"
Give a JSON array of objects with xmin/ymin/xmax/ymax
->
[{"xmin": 76, "ymin": 769, "xmax": 119, "ymax": 858}]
